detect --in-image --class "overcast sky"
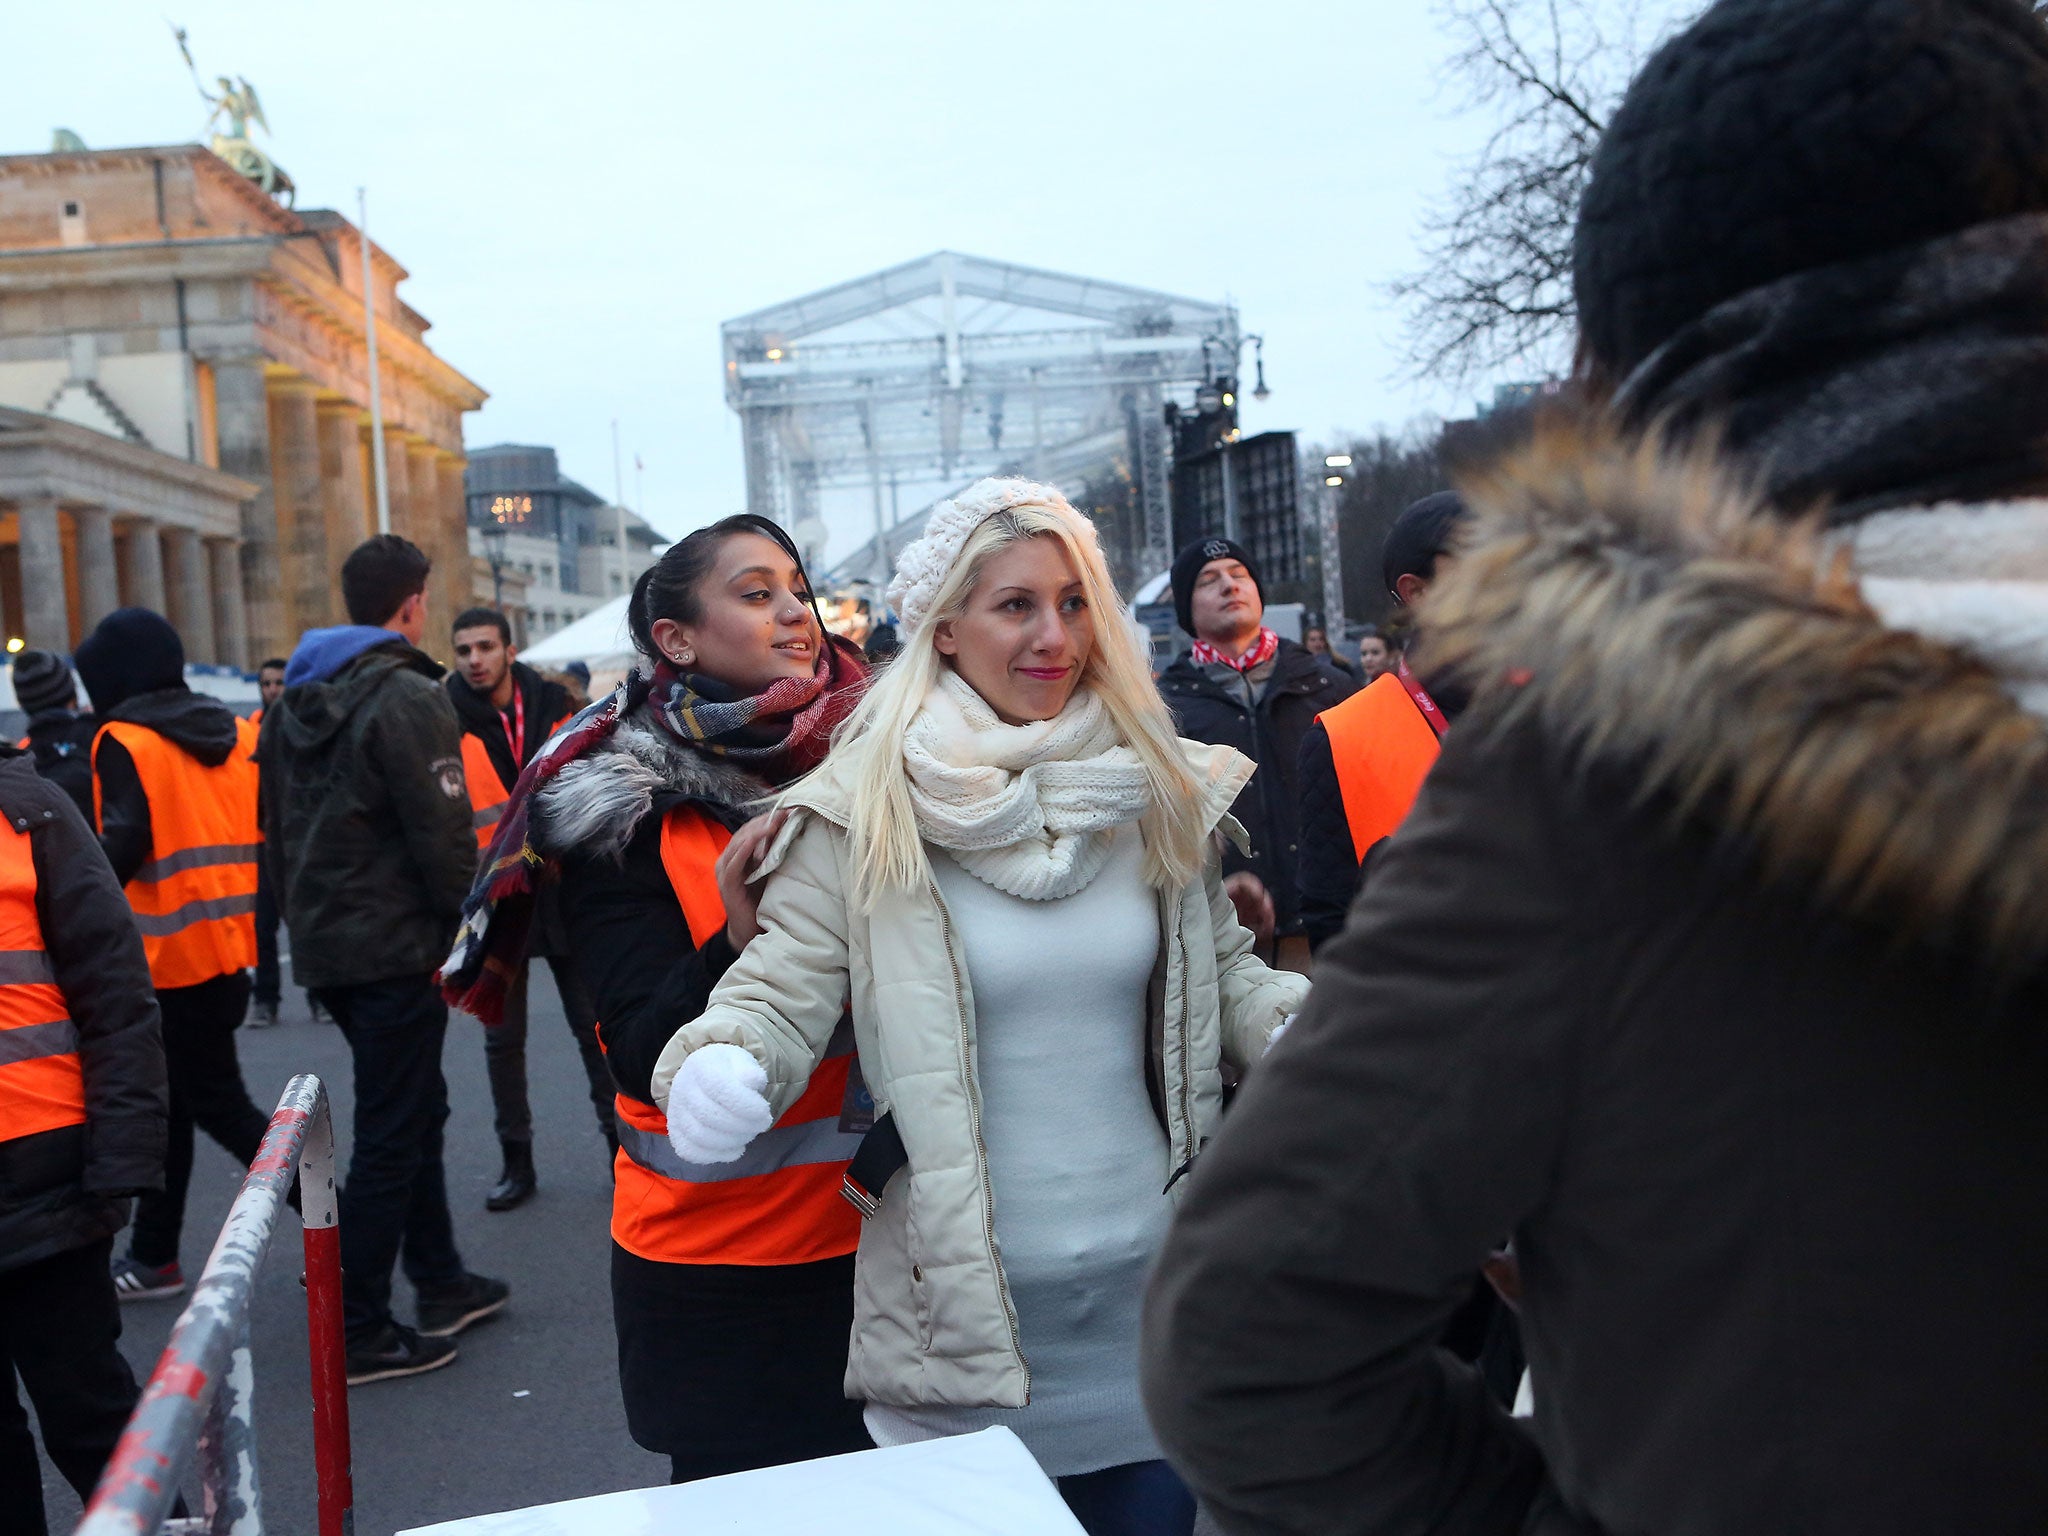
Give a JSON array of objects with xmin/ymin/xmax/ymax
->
[{"xmin": 8, "ymin": 0, "xmax": 1521, "ymax": 556}]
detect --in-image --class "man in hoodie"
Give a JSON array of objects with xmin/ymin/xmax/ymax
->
[
  {"xmin": 259, "ymin": 535, "xmax": 507, "ymax": 1385},
  {"xmin": 445, "ymin": 607, "xmax": 612, "ymax": 1211},
  {"xmin": 75, "ymin": 609, "xmax": 269, "ymax": 1304},
  {"xmin": 12, "ymin": 649, "xmax": 95, "ymax": 822}
]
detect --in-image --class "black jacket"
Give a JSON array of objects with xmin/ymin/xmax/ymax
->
[
  {"xmin": 445, "ymin": 661, "xmax": 574, "ymax": 794},
  {"xmin": 90, "ymin": 687, "xmax": 244, "ymax": 888},
  {"xmin": 22, "ymin": 708, "xmax": 97, "ymax": 824},
  {"xmin": 1143, "ymin": 436, "xmax": 2048, "ymax": 1535},
  {"xmin": 1157, "ymin": 638, "xmax": 1355, "ymax": 935},
  {"xmin": 259, "ymin": 636, "xmax": 476, "ymax": 990},
  {"xmin": 529, "ymin": 714, "xmax": 766, "ymax": 1104},
  {"xmin": 0, "ymin": 752, "xmax": 167, "ymax": 1274},
  {"xmin": 449, "ymin": 662, "xmax": 577, "ymax": 958}
]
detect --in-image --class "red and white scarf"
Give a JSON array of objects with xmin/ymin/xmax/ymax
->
[{"xmin": 1190, "ymin": 626, "xmax": 1280, "ymax": 673}]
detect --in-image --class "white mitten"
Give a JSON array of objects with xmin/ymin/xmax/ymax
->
[
  {"xmin": 1264, "ymin": 1013, "xmax": 1297, "ymax": 1056},
  {"xmin": 665, "ymin": 1044, "xmax": 774, "ymax": 1164}
]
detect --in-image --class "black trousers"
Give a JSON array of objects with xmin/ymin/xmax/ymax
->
[
  {"xmin": 313, "ymin": 975, "xmax": 467, "ymax": 1339},
  {"xmin": 611, "ymin": 1244, "xmax": 869, "ymax": 1482},
  {"xmin": 128, "ymin": 971, "xmax": 270, "ymax": 1270},
  {"xmin": 482, "ymin": 956, "xmax": 616, "ymax": 1152},
  {"xmin": 253, "ymin": 866, "xmax": 280, "ymax": 1010},
  {"xmin": 0, "ymin": 1237, "xmax": 144, "ymax": 1536}
]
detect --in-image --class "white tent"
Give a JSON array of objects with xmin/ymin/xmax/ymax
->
[{"xmin": 520, "ymin": 596, "xmax": 634, "ymax": 670}]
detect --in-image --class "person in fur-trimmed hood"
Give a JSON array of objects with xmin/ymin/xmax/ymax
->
[{"xmin": 1142, "ymin": 2, "xmax": 2048, "ymax": 1534}]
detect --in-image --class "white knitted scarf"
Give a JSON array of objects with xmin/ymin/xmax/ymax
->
[{"xmin": 904, "ymin": 670, "xmax": 1152, "ymax": 901}]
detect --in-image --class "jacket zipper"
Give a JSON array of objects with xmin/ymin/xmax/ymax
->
[
  {"xmin": 1161, "ymin": 905, "xmax": 1199, "ymax": 1193},
  {"xmin": 927, "ymin": 876, "xmax": 1030, "ymax": 1403}
]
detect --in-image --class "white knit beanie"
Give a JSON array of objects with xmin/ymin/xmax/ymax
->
[{"xmin": 886, "ymin": 478, "xmax": 1099, "ymax": 635}]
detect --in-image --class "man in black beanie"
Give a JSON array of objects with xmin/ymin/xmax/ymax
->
[
  {"xmin": 1146, "ymin": 3, "xmax": 2048, "ymax": 1533},
  {"xmin": 1155, "ymin": 537, "xmax": 1353, "ymax": 964},
  {"xmin": 75, "ymin": 609, "xmax": 274, "ymax": 1308},
  {"xmin": 12, "ymin": 650, "xmax": 95, "ymax": 821}
]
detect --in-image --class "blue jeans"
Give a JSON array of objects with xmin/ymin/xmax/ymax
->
[
  {"xmin": 315, "ymin": 974, "xmax": 467, "ymax": 1338},
  {"xmin": 1058, "ymin": 1461, "xmax": 1196, "ymax": 1536}
]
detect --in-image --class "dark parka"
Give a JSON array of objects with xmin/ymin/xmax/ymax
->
[
  {"xmin": 258, "ymin": 640, "xmax": 476, "ymax": 989},
  {"xmin": 1156, "ymin": 637, "xmax": 1354, "ymax": 935},
  {"xmin": 1142, "ymin": 434, "xmax": 2048, "ymax": 1536},
  {"xmin": 0, "ymin": 752, "xmax": 166, "ymax": 1273}
]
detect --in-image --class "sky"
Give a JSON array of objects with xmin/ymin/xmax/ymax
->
[{"xmin": 6, "ymin": 0, "xmax": 1516, "ymax": 557}]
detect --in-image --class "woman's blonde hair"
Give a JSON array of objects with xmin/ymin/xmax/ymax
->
[{"xmin": 799, "ymin": 494, "xmax": 1207, "ymax": 910}]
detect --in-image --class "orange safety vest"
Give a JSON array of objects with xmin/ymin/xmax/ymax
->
[
  {"xmin": 93, "ymin": 717, "xmax": 260, "ymax": 990},
  {"xmin": 606, "ymin": 804, "xmax": 864, "ymax": 1267},
  {"xmin": 459, "ymin": 709, "xmax": 572, "ymax": 849},
  {"xmin": 1318, "ymin": 671, "xmax": 1443, "ymax": 862},
  {"xmin": 0, "ymin": 818, "xmax": 86, "ymax": 1143}
]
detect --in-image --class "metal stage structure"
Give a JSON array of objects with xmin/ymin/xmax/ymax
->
[{"xmin": 721, "ymin": 252, "xmax": 1245, "ymax": 595}]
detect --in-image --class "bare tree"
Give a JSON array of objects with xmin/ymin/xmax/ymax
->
[{"xmin": 1395, "ymin": 0, "xmax": 1697, "ymax": 386}]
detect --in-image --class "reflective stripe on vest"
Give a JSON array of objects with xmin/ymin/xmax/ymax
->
[
  {"xmin": 0, "ymin": 821, "xmax": 85, "ymax": 1142},
  {"xmin": 459, "ymin": 733, "xmax": 510, "ymax": 847},
  {"xmin": 1317, "ymin": 671, "xmax": 1442, "ymax": 863},
  {"xmin": 605, "ymin": 803, "xmax": 863, "ymax": 1267},
  {"xmin": 94, "ymin": 717, "xmax": 260, "ymax": 990}
]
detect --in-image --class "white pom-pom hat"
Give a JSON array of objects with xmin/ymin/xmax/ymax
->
[{"xmin": 885, "ymin": 477, "xmax": 1101, "ymax": 636}]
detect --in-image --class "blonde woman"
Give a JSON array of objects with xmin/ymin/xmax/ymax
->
[{"xmin": 647, "ymin": 480, "xmax": 1307, "ymax": 1536}]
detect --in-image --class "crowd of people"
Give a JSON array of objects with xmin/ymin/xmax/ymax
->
[{"xmin": 8, "ymin": 0, "xmax": 2048, "ymax": 1531}]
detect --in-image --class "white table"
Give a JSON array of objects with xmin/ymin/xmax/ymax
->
[{"xmin": 399, "ymin": 1428, "xmax": 1087, "ymax": 1536}]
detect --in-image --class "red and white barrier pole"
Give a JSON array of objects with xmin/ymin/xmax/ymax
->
[{"xmin": 298, "ymin": 1091, "xmax": 354, "ymax": 1536}]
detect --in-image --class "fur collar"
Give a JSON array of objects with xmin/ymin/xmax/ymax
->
[
  {"xmin": 1428, "ymin": 423, "xmax": 2048, "ymax": 965},
  {"xmin": 529, "ymin": 714, "xmax": 773, "ymax": 864}
]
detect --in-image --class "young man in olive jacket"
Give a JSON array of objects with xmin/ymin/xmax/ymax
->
[
  {"xmin": 259, "ymin": 535, "xmax": 507, "ymax": 1385},
  {"xmin": 0, "ymin": 749, "xmax": 167, "ymax": 1532},
  {"xmin": 1144, "ymin": 3, "xmax": 2048, "ymax": 1532}
]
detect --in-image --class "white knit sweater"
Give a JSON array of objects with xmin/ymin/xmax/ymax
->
[{"xmin": 864, "ymin": 824, "xmax": 1168, "ymax": 1475}]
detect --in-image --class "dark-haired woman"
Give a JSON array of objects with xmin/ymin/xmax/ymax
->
[{"xmin": 441, "ymin": 515, "xmax": 869, "ymax": 1482}]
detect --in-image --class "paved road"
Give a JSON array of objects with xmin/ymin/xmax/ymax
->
[{"xmin": 41, "ymin": 969, "xmax": 668, "ymax": 1534}]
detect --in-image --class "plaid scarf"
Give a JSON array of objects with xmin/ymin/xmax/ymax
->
[
  {"xmin": 439, "ymin": 634, "xmax": 867, "ymax": 1023},
  {"xmin": 1190, "ymin": 626, "xmax": 1280, "ymax": 673}
]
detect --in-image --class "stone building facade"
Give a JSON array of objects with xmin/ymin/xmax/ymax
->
[{"xmin": 0, "ymin": 144, "xmax": 487, "ymax": 663}]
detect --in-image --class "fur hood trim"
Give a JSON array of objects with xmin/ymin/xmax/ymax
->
[
  {"xmin": 529, "ymin": 714, "xmax": 773, "ymax": 863},
  {"xmin": 1428, "ymin": 422, "xmax": 2048, "ymax": 965}
]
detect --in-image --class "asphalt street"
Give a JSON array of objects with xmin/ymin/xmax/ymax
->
[{"xmin": 39, "ymin": 965, "xmax": 667, "ymax": 1534}]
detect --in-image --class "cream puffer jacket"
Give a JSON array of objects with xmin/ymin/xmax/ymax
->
[{"xmin": 650, "ymin": 743, "xmax": 1309, "ymax": 1412}]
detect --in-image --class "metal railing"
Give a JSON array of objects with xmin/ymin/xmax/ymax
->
[{"xmin": 78, "ymin": 1073, "xmax": 354, "ymax": 1536}]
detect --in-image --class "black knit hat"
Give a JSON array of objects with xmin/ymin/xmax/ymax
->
[
  {"xmin": 1382, "ymin": 492, "xmax": 1470, "ymax": 599},
  {"xmin": 1576, "ymin": 0, "xmax": 2048, "ymax": 377},
  {"xmin": 1170, "ymin": 537, "xmax": 1263, "ymax": 636},
  {"xmin": 11, "ymin": 650, "xmax": 78, "ymax": 715},
  {"xmin": 75, "ymin": 608, "xmax": 185, "ymax": 714}
]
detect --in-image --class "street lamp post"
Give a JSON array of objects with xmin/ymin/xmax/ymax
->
[{"xmin": 1320, "ymin": 453, "xmax": 1351, "ymax": 635}]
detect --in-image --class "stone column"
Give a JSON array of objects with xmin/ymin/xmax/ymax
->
[
  {"xmin": 120, "ymin": 517, "xmax": 168, "ymax": 613},
  {"xmin": 269, "ymin": 378, "xmax": 330, "ymax": 637},
  {"xmin": 317, "ymin": 400, "xmax": 369, "ymax": 609},
  {"xmin": 209, "ymin": 539, "xmax": 249, "ymax": 671},
  {"xmin": 17, "ymin": 493, "xmax": 70, "ymax": 651},
  {"xmin": 164, "ymin": 527, "xmax": 216, "ymax": 664},
  {"xmin": 382, "ymin": 432, "xmax": 413, "ymax": 543},
  {"xmin": 213, "ymin": 358, "xmax": 284, "ymax": 661},
  {"xmin": 73, "ymin": 506, "xmax": 119, "ymax": 630}
]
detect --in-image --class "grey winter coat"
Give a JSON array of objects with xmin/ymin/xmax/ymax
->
[{"xmin": 651, "ymin": 741, "xmax": 1309, "ymax": 1413}]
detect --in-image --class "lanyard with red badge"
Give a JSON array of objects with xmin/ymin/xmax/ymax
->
[
  {"xmin": 500, "ymin": 686, "xmax": 526, "ymax": 768},
  {"xmin": 1396, "ymin": 655, "xmax": 1450, "ymax": 740}
]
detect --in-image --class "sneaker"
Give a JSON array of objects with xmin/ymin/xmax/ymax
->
[
  {"xmin": 246, "ymin": 999, "xmax": 280, "ymax": 1029},
  {"xmin": 308, "ymin": 995, "xmax": 333, "ymax": 1026},
  {"xmin": 345, "ymin": 1322, "xmax": 457, "ymax": 1385},
  {"xmin": 416, "ymin": 1273, "xmax": 510, "ymax": 1339},
  {"xmin": 111, "ymin": 1255, "xmax": 185, "ymax": 1302}
]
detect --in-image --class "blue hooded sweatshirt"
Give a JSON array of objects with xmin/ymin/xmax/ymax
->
[{"xmin": 285, "ymin": 626, "xmax": 407, "ymax": 688}]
